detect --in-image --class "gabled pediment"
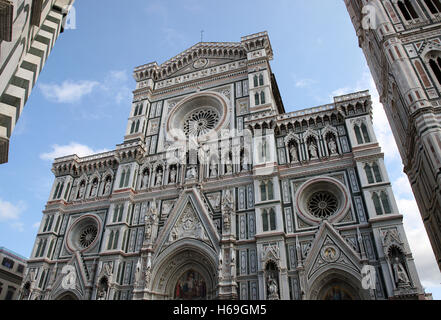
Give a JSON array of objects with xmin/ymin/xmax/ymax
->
[
  {"xmin": 50, "ymin": 252, "xmax": 89, "ymax": 299},
  {"xmin": 304, "ymin": 221, "xmax": 362, "ymax": 281},
  {"xmin": 153, "ymin": 188, "xmax": 220, "ymax": 256}
]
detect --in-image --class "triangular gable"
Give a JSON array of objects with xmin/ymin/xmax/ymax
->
[
  {"xmin": 50, "ymin": 252, "xmax": 89, "ymax": 299},
  {"xmin": 304, "ymin": 221, "xmax": 362, "ymax": 281},
  {"xmin": 153, "ymin": 188, "xmax": 220, "ymax": 256}
]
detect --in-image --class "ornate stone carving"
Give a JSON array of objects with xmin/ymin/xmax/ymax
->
[
  {"xmin": 221, "ymin": 189, "xmax": 234, "ymax": 233},
  {"xmin": 167, "ymin": 204, "xmax": 209, "ymax": 244}
]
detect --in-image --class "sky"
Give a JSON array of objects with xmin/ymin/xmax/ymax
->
[{"xmin": 0, "ymin": 0, "xmax": 440, "ymax": 299}]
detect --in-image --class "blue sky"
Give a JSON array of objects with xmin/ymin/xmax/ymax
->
[{"xmin": 0, "ymin": 0, "xmax": 440, "ymax": 299}]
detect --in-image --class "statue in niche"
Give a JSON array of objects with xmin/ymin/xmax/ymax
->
[
  {"xmin": 267, "ymin": 275, "xmax": 279, "ymax": 300},
  {"xmin": 90, "ymin": 180, "xmax": 98, "ymax": 198},
  {"xmin": 222, "ymin": 189, "xmax": 234, "ymax": 232},
  {"xmin": 289, "ymin": 144, "xmax": 298, "ymax": 163},
  {"xmin": 142, "ymin": 170, "xmax": 149, "ymax": 189},
  {"xmin": 393, "ymin": 257, "xmax": 410, "ymax": 286},
  {"xmin": 97, "ymin": 287, "xmax": 107, "ymax": 300},
  {"xmin": 225, "ymin": 157, "xmax": 233, "ymax": 174},
  {"xmin": 144, "ymin": 201, "xmax": 157, "ymax": 241},
  {"xmin": 210, "ymin": 162, "xmax": 218, "ymax": 178},
  {"xmin": 230, "ymin": 249, "xmax": 236, "ymax": 279},
  {"xmin": 218, "ymin": 251, "xmax": 224, "ymax": 282},
  {"xmin": 186, "ymin": 166, "xmax": 197, "ymax": 180},
  {"xmin": 134, "ymin": 259, "xmax": 142, "ymax": 286},
  {"xmin": 308, "ymin": 142, "xmax": 318, "ymax": 159},
  {"xmin": 78, "ymin": 182, "xmax": 85, "ymax": 199},
  {"xmin": 328, "ymin": 137, "xmax": 338, "ymax": 155},
  {"xmin": 145, "ymin": 258, "xmax": 152, "ymax": 287},
  {"xmin": 104, "ymin": 178, "xmax": 112, "ymax": 195},
  {"xmin": 155, "ymin": 169, "xmax": 163, "ymax": 187},
  {"xmin": 169, "ymin": 166, "xmax": 177, "ymax": 184},
  {"xmin": 241, "ymin": 153, "xmax": 249, "ymax": 171}
]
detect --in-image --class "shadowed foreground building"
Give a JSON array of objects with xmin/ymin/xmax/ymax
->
[
  {"xmin": 345, "ymin": 0, "xmax": 441, "ymax": 271},
  {"xmin": 0, "ymin": 0, "xmax": 75, "ymax": 164},
  {"xmin": 22, "ymin": 32, "xmax": 428, "ymax": 300},
  {"xmin": 0, "ymin": 247, "xmax": 27, "ymax": 300}
]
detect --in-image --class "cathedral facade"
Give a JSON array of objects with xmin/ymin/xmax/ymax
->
[
  {"xmin": 345, "ymin": 0, "xmax": 441, "ymax": 271},
  {"xmin": 22, "ymin": 32, "xmax": 426, "ymax": 300}
]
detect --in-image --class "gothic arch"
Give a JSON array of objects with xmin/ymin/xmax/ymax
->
[
  {"xmin": 149, "ymin": 240, "xmax": 218, "ymax": 300},
  {"xmin": 55, "ymin": 291, "xmax": 80, "ymax": 300},
  {"xmin": 307, "ymin": 269, "xmax": 370, "ymax": 300}
]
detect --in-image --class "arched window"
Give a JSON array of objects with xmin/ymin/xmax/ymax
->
[
  {"xmin": 260, "ymin": 91, "xmax": 266, "ymax": 104},
  {"xmin": 54, "ymin": 216, "xmax": 61, "ymax": 233},
  {"xmin": 138, "ymin": 104, "xmax": 143, "ymax": 115},
  {"xmin": 124, "ymin": 168, "xmax": 131, "ymax": 187},
  {"xmin": 47, "ymin": 239, "xmax": 55, "ymax": 259},
  {"xmin": 35, "ymin": 240, "xmax": 43, "ymax": 257},
  {"xmin": 269, "ymin": 208, "xmax": 276, "ymax": 231},
  {"xmin": 372, "ymin": 163, "xmax": 382, "ymax": 182},
  {"xmin": 64, "ymin": 182, "xmax": 71, "ymax": 199},
  {"xmin": 260, "ymin": 182, "xmax": 267, "ymax": 201},
  {"xmin": 354, "ymin": 125, "xmax": 364, "ymax": 144},
  {"xmin": 43, "ymin": 216, "xmax": 50, "ymax": 232},
  {"xmin": 122, "ymin": 230, "xmax": 128, "ymax": 252},
  {"xmin": 372, "ymin": 193, "xmax": 383, "ymax": 215},
  {"xmin": 113, "ymin": 206, "xmax": 119, "ymax": 222},
  {"xmin": 267, "ymin": 181, "xmax": 274, "ymax": 200},
  {"xmin": 40, "ymin": 239, "xmax": 47, "ymax": 257},
  {"xmin": 135, "ymin": 120, "xmax": 140, "ymax": 133},
  {"xmin": 255, "ymin": 92, "xmax": 260, "ymax": 105},
  {"xmin": 53, "ymin": 183, "xmax": 60, "ymax": 200},
  {"xmin": 47, "ymin": 215, "xmax": 54, "ymax": 231},
  {"xmin": 259, "ymin": 74, "xmax": 264, "ymax": 86},
  {"xmin": 107, "ymin": 231, "xmax": 114, "ymax": 250},
  {"xmin": 113, "ymin": 230, "xmax": 120, "ymax": 249},
  {"xmin": 134, "ymin": 105, "xmax": 139, "ymax": 116},
  {"xmin": 398, "ymin": 0, "xmax": 419, "ymax": 20},
  {"xmin": 254, "ymin": 75, "xmax": 259, "ymax": 87},
  {"xmin": 429, "ymin": 57, "xmax": 441, "ymax": 85},
  {"xmin": 118, "ymin": 204, "xmax": 124, "ymax": 222},
  {"xmin": 381, "ymin": 192, "xmax": 392, "ymax": 214},
  {"xmin": 130, "ymin": 121, "xmax": 135, "ymax": 134},
  {"xmin": 424, "ymin": 0, "xmax": 441, "ymax": 14},
  {"xmin": 119, "ymin": 169, "xmax": 126, "ymax": 188},
  {"xmin": 361, "ymin": 123, "xmax": 371, "ymax": 143},
  {"xmin": 262, "ymin": 210, "xmax": 269, "ymax": 232},
  {"xmin": 364, "ymin": 164, "xmax": 375, "ymax": 184}
]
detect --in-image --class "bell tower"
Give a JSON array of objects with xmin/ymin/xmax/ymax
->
[{"xmin": 345, "ymin": 0, "xmax": 441, "ymax": 271}]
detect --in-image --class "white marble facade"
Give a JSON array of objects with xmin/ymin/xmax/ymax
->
[{"xmin": 21, "ymin": 31, "xmax": 426, "ymax": 300}]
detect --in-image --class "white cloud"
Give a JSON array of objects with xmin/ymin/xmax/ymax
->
[
  {"xmin": 0, "ymin": 199, "xmax": 26, "ymax": 222},
  {"xmin": 39, "ymin": 80, "xmax": 99, "ymax": 104},
  {"xmin": 10, "ymin": 222, "xmax": 24, "ymax": 232},
  {"xmin": 40, "ymin": 142, "xmax": 110, "ymax": 161},
  {"xmin": 295, "ymin": 78, "xmax": 316, "ymax": 88}
]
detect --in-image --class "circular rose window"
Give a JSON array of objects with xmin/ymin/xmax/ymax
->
[
  {"xmin": 307, "ymin": 191, "xmax": 339, "ymax": 219},
  {"xmin": 66, "ymin": 215, "xmax": 100, "ymax": 252},
  {"xmin": 79, "ymin": 225, "xmax": 98, "ymax": 248},
  {"xmin": 183, "ymin": 107, "xmax": 220, "ymax": 137},
  {"xmin": 167, "ymin": 93, "xmax": 228, "ymax": 141},
  {"xmin": 296, "ymin": 177, "xmax": 350, "ymax": 224}
]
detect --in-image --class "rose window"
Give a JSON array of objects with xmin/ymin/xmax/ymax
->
[
  {"xmin": 307, "ymin": 191, "xmax": 339, "ymax": 219},
  {"xmin": 79, "ymin": 225, "xmax": 98, "ymax": 248},
  {"xmin": 183, "ymin": 108, "xmax": 220, "ymax": 137}
]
